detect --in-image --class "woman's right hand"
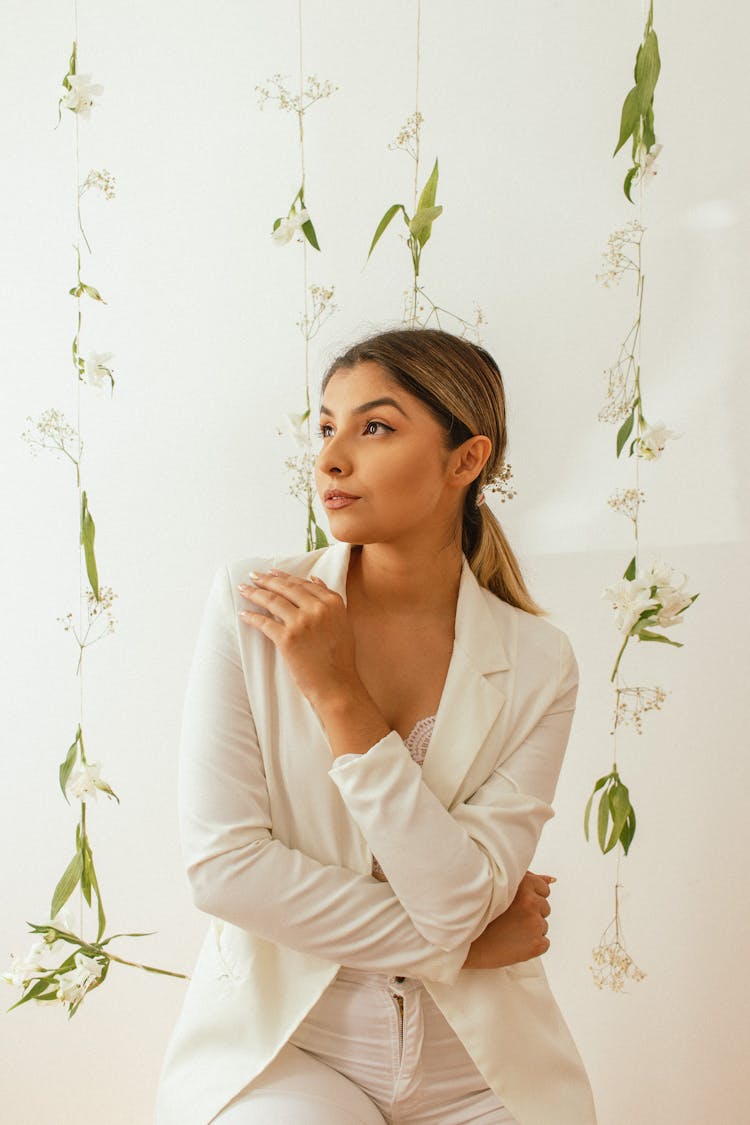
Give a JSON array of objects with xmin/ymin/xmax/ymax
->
[{"xmin": 461, "ymin": 871, "xmax": 554, "ymax": 970}]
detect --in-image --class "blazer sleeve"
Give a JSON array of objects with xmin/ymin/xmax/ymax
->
[
  {"xmin": 178, "ymin": 564, "xmax": 470, "ymax": 986},
  {"xmin": 328, "ymin": 629, "xmax": 579, "ymax": 952}
]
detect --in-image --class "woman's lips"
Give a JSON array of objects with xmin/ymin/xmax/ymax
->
[{"xmin": 324, "ymin": 496, "xmax": 359, "ymax": 509}]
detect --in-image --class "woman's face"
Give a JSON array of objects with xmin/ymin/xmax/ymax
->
[{"xmin": 314, "ymin": 360, "xmax": 477, "ymax": 545}]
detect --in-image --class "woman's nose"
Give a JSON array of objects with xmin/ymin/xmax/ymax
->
[{"xmin": 316, "ymin": 435, "xmax": 350, "ymax": 471}]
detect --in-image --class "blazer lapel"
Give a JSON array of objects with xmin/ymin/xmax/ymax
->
[{"xmin": 308, "ymin": 540, "xmax": 511, "ymax": 809}]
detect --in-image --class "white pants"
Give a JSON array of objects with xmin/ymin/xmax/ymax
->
[{"xmin": 214, "ymin": 965, "xmax": 519, "ymax": 1124}]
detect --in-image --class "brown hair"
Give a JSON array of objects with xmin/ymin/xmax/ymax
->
[{"xmin": 319, "ymin": 326, "xmax": 546, "ymax": 616}]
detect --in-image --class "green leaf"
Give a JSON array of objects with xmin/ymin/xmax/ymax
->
[
  {"xmin": 597, "ymin": 783, "xmax": 612, "ymax": 852},
  {"xmin": 84, "ymin": 845, "xmax": 106, "ymax": 941},
  {"xmin": 624, "ymin": 165, "xmax": 639, "ymax": 205},
  {"xmin": 51, "ymin": 851, "xmax": 84, "ymax": 918},
  {"xmin": 634, "ymin": 30, "xmax": 661, "ymax": 112},
  {"xmin": 613, "ymin": 86, "xmax": 641, "ymax": 158},
  {"xmin": 584, "ymin": 773, "xmax": 611, "ymax": 840},
  {"xmin": 623, "ymin": 555, "xmax": 637, "ymax": 581},
  {"xmin": 313, "ymin": 522, "xmax": 328, "ymax": 550},
  {"xmin": 301, "ymin": 215, "xmax": 320, "ymax": 251},
  {"xmin": 409, "ymin": 204, "xmax": 443, "ymax": 249},
  {"xmin": 416, "ymin": 157, "xmax": 439, "ymax": 212},
  {"xmin": 635, "ymin": 629, "xmax": 683, "ymax": 647},
  {"xmin": 80, "ymin": 845, "xmax": 93, "ymax": 907},
  {"xmin": 59, "ymin": 731, "xmax": 81, "ymax": 802},
  {"xmin": 620, "ymin": 805, "xmax": 637, "ymax": 854},
  {"xmin": 80, "ymin": 491, "xmax": 100, "ymax": 600},
  {"xmin": 366, "ymin": 203, "xmax": 407, "ymax": 262},
  {"xmin": 616, "ymin": 410, "xmax": 635, "ymax": 457},
  {"xmin": 82, "ymin": 283, "xmax": 105, "ymax": 302},
  {"xmin": 604, "ymin": 780, "xmax": 632, "ymax": 853}
]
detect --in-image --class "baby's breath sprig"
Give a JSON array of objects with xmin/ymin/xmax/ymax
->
[
  {"xmin": 607, "ymin": 487, "xmax": 646, "ymax": 524},
  {"xmin": 612, "ymin": 684, "xmax": 668, "ymax": 735},
  {"xmin": 590, "ymin": 879, "xmax": 647, "ymax": 992},
  {"xmin": 482, "ymin": 463, "xmax": 517, "ymax": 504}
]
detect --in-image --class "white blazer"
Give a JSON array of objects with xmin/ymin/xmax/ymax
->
[{"xmin": 155, "ymin": 539, "xmax": 598, "ymax": 1125}]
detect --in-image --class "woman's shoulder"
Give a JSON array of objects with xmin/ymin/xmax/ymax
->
[
  {"xmin": 222, "ymin": 545, "xmax": 325, "ymax": 586},
  {"xmin": 480, "ymin": 582, "xmax": 577, "ymax": 673}
]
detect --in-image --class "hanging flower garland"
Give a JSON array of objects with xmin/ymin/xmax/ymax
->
[
  {"xmin": 256, "ymin": 21, "xmax": 339, "ymax": 553},
  {"xmin": 5, "ymin": 35, "xmax": 185, "ymax": 1019},
  {"xmin": 585, "ymin": 0, "xmax": 699, "ymax": 991}
]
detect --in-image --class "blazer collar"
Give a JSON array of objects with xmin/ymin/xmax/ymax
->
[{"xmin": 309, "ymin": 540, "xmax": 511, "ymax": 806}]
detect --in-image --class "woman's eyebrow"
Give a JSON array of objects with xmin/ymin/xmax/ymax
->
[{"xmin": 319, "ymin": 396, "xmax": 410, "ymax": 419}]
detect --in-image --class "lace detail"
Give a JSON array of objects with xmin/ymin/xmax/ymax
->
[
  {"xmin": 371, "ymin": 714, "xmax": 437, "ymax": 882},
  {"xmin": 403, "ymin": 714, "xmax": 436, "ymax": 767}
]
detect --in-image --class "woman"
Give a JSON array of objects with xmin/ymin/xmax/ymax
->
[{"xmin": 155, "ymin": 327, "xmax": 598, "ymax": 1124}]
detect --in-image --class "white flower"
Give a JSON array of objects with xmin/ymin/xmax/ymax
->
[
  {"xmin": 272, "ymin": 208, "xmax": 310, "ymax": 246},
  {"xmin": 62, "ymin": 74, "xmax": 104, "ymax": 120},
  {"xmin": 56, "ymin": 951, "xmax": 103, "ymax": 1005},
  {"xmin": 602, "ymin": 576, "xmax": 656, "ymax": 635},
  {"xmin": 283, "ymin": 412, "xmax": 311, "ymax": 450},
  {"xmin": 2, "ymin": 941, "xmax": 48, "ymax": 988},
  {"xmin": 85, "ymin": 351, "xmax": 114, "ymax": 391},
  {"xmin": 639, "ymin": 141, "xmax": 663, "ymax": 183},
  {"xmin": 635, "ymin": 420, "xmax": 681, "ymax": 460},
  {"xmin": 65, "ymin": 761, "xmax": 117, "ymax": 802}
]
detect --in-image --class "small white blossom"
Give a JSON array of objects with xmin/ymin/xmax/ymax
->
[
  {"xmin": 635, "ymin": 420, "xmax": 681, "ymax": 460},
  {"xmin": 62, "ymin": 74, "xmax": 104, "ymax": 120},
  {"xmin": 272, "ymin": 209, "xmax": 310, "ymax": 246}
]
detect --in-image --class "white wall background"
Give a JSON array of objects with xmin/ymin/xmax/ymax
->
[{"xmin": 2, "ymin": 1, "xmax": 749, "ymax": 1121}]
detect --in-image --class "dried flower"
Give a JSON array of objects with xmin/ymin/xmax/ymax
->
[
  {"xmin": 20, "ymin": 408, "xmax": 82, "ymax": 464},
  {"xmin": 296, "ymin": 283, "xmax": 337, "ymax": 340},
  {"xmin": 80, "ymin": 169, "xmax": 116, "ymax": 200},
  {"xmin": 607, "ymin": 487, "xmax": 646, "ymax": 523},
  {"xmin": 590, "ymin": 936, "xmax": 647, "ymax": 991},
  {"xmin": 283, "ymin": 448, "xmax": 317, "ymax": 506},
  {"xmin": 388, "ymin": 111, "xmax": 424, "ymax": 159},
  {"xmin": 255, "ymin": 73, "xmax": 337, "ymax": 115},
  {"xmin": 612, "ymin": 684, "xmax": 668, "ymax": 734},
  {"xmin": 595, "ymin": 220, "xmax": 645, "ymax": 288}
]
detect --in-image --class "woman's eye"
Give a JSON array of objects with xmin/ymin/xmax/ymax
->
[{"xmin": 316, "ymin": 421, "xmax": 392, "ymax": 438}]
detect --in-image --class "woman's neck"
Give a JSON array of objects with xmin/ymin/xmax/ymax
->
[{"xmin": 346, "ymin": 541, "xmax": 462, "ymax": 622}]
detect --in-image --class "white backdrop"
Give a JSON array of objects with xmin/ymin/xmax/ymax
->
[{"xmin": 1, "ymin": 2, "xmax": 749, "ymax": 1122}]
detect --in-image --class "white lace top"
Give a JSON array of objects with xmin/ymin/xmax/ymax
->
[{"xmin": 346, "ymin": 713, "xmax": 437, "ymax": 881}]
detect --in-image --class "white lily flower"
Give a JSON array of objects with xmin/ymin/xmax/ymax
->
[
  {"xmin": 272, "ymin": 208, "xmax": 310, "ymax": 245},
  {"xmin": 85, "ymin": 351, "xmax": 114, "ymax": 391},
  {"xmin": 283, "ymin": 412, "xmax": 311, "ymax": 450},
  {"xmin": 635, "ymin": 420, "xmax": 682, "ymax": 460},
  {"xmin": 640, "ymin": 142, "xmax": 663, "ymax": 182},
  {"xmin": 62, "ymin": 74, "xmax": 104, "ymax": 120},
  {"xmin": 602, "ymin": 576, "xmax": 656, "ymax": 635},
  {"xmin": 66, "ymin": 761, "xmax": 102, "ymax": 801},
  {"xmin": 74, "ymin": 951, "xmax": 104, "ymax": 980},
  {"xmin": 2, "ymin": 941, "xmax": 48, "ymax": 988}
]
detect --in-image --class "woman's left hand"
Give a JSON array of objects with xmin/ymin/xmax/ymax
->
[{"xmin": 237, "ymin": 569, "xmax": 360, "ymax": 710}]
